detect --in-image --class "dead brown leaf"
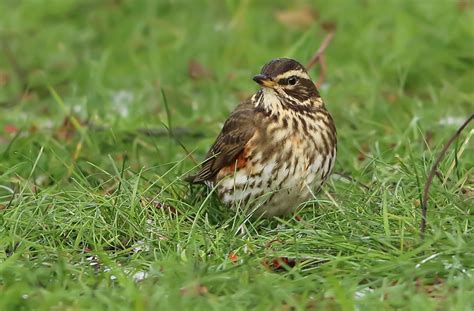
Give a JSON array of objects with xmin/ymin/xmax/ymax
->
[
  {"xmin": 460, "ymin": 186, "xmax": 474, "ymax": 198},
  {"xmin": 55, "ymin": 117, "xmax": 77, "ymax": 142},
  {"xmin": 262, "ymin": 257, "xmax": 297, "ymax": 271},
  {"xmin": 188, "ymin": 59, "xmax": 213, "ymax": 80},
  {"xmin": 415, "ymin": 277, "xmax": 446, "ymax": 301},
  {"xmin": 0, "ymin": 70, "xmax": 10, "ymax": 86},
  {"xmin": 382, "ymin": 91, "xmax": 398, "ymax": 104},
  {"xmin": 458, "ymin": 0, "xmax": 474, "ymax": 11},
  {"xmin": 28, "ymin": 124, "xmax": 39, "ymax": 134},
  {"xmin": 180, "ymin": 284, "xmax": 209, "ymax": 296},
  {"xmin": 4, "ymin": 124, "xmax": 19, "ymax": 135},
  {"xmin": 228, "ymin": 252, "xmax": 238, "ymax": 263},
  {"xmin": 320, "ymin": 21, "xmax": 337, "ymax": 32},
  {"xmin": 21, "ymin": 91, "xmax": 38, "ymax": 102},
  {"xmin": 357, "ymin": 143, "xmax": 369, "ymax": 162},
  {"xmin": 275, "ymin": 7, "xmax": 318, "ymax": 28}
]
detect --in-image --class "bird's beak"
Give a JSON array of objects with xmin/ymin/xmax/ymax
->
[{"xmin": 253, "ymin": 74, "xmax": 277, "ymax": 88}]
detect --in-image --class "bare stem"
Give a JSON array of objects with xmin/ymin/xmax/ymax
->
[
  {"xmin": 420, "ymin": 114, "xmax": 473, "ymax": 238},
  {"xmin": 305, "ymin": 31, "xmax": 335, "ymax": 88}
]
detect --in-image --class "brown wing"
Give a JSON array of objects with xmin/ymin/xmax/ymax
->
[{"xmin": 186, "ymin": 99, "xmax": 256, "ymax": 184}]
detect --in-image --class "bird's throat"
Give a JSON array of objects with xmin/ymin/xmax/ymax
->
[{"xmin": 254, "ymin": 88, "xmax": 323, "ymax": 116}]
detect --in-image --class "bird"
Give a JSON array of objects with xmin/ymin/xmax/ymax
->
[{"xmin": 186, "ymin": 58, "xmax": 337, "ymax": 218}]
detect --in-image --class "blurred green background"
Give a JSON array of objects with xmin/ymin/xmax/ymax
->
[
  {"xmin": 0, "ymin": 0, "xmax": 473, "ymax": 310},
  {"xmin": 1, "ymin": 0, "xmax": 471, "ymax": 150}
]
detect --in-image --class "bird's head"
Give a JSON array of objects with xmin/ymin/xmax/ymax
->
[{"xmin": 253, "ymin": 58, "xmax": 319, "ymax": 102}]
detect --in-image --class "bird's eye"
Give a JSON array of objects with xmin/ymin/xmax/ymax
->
[{"xmin": 288, "ymin": 76, "xmax": 298, "ymax": 85}]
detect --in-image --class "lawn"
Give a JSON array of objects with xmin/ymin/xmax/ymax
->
[{"xmin": 0, "ymin": 0, "xmax": 473, "ymax": 310}]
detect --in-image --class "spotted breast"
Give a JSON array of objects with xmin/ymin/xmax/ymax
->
[{"xmin": 186, "ymin": 58, "xmax": 337, "ymax": 218}]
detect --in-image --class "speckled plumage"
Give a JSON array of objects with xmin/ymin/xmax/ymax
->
[{"xmin": 186, "ymin": 58, "xmax": 337, "ymax": 217}]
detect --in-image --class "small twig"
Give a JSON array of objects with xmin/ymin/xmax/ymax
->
[
  {"xmin": 420, "ymin": 114, "xmax": 473, "ymax": 238},
  {"xmin": 305, "ymin": 31, "xmax": 334, "ymax": 69},
  {"xmin": 316, "ymin": 54, "xmax": 328, "ymax": 89},
  {"xmin": 305, "ymin": 31, "xmax": 335, "ymax": 88}
]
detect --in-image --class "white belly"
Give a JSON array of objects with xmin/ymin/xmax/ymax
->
[{"xmin": 216, "ymin": 145, "xmax": 336, "ymax": 218}]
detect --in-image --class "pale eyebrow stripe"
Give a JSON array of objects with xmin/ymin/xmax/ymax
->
[{"xmin": 275, "ymin": 70, "xmax": 309, "ymax": 80}]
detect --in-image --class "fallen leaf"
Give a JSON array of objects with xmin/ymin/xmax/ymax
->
[
  {"xmin": 28, "ymin": 125, "xmax": 39, "ymax": 134},
  {"xmin": 180, "ymin": 284, "xmax": 208, "ymax": 296},
  {"xmin": 357, "ymin": 144, "xmax": 369, "ymax": 162},
  {"xmin": 460, "ymin": 186, "xmax": 474, "ymax": 198},
  {"xmin": 228, "ymin": 252, "xmax": 238, "ymax": 263},
  {"xmin": 4, "ymin": 124, "xmax": 19, "ymax": 134},
  {"xmin": 262, "ymin": 257, "xmax": 297, "ymax": 271},
  {"xmin": 54, "ymin": 116, "xmax": 82, "ymax": 142},
  {"xmin": 0, "ymin": 70, "xmax": 10, "ymax": 86},
  {"xmin": 382, "ymin": 91, "xmax": 397, "ymax": 104},
  {"xmin": 21, "ymin": 91, "xmax": 38, "ymax": 102},
  {"xmin": 188, "ymin": 59, "xmax": 213, "ymax": 80},
  {"xmin": 415, "ymin": 277, "xmax": 446, "ymax": 300},
  {"xmin": 320, "ymin": 21, "xmax": 337, "ymax": 32},
  {"xmin": 275, "ymin": 7, "xmax": 317, "ymax": 28},
  {"xmin": 458, "ymin": 0, "xmax": 474, "ymax": 11}
]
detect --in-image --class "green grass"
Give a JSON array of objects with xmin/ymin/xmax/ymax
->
[{"xmin": 0, "ymin": 0, "xmax": 473, "ymax": 310}]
